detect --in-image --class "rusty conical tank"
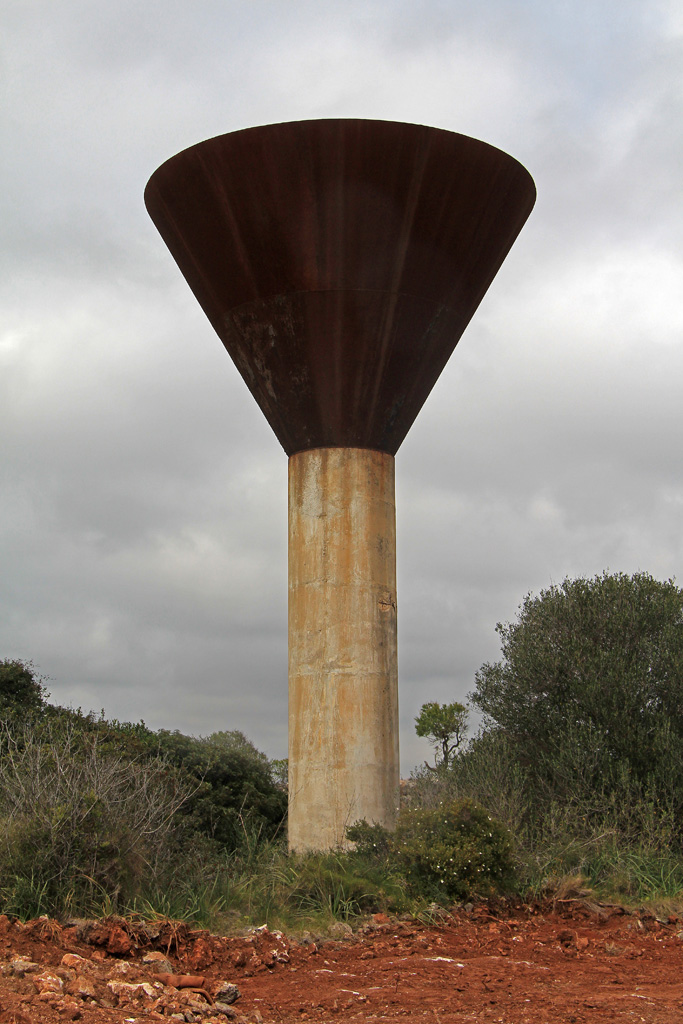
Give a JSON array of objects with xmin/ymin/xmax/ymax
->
[{"xmin": 145, "ymin": 119, "xmax": 535, "ymax": 850}]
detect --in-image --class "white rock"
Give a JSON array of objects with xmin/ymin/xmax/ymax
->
[
  {"xmin": 61, "ymin": 953, "xmax": 88, "ymax": 968},
  {"xmin": 9, "ymin": 959, "xmax": 40, "ymax": 977},
  {"xmin": 33, "ymin": 972, "xmax": 64, "ymax": 994},
  {"xmin": 107, "ymin": 979, "xmax": 158, "ymax": 1002},
  {"xmin": 66, "ymin": 974, "xmax": 98, "ymax": 998},
  {"xmin": 109, "ymin": 960, "xmax": 135, "ymax": 976},
  {"xmin": 143, "ymin": 951, "xmax": 174, "ymax": 973},
  {"xmin": 213, "ymin": 981, "xmax": 240, "ymax": 1004}
]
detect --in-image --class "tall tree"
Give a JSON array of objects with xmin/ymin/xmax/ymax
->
[{"xmin": 469, "ymin": 571, "xmax": 683, "ymax": 825}]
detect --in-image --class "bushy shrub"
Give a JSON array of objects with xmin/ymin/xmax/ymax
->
[
  {"xmin": 0, "ymin": 678, "xmax": 289, "ymax": 920},
  {"xmin": 345, "ymin": 819, "xmax": 392, "ymax": 859},
  {"xmin": 153, "ymin": 729, "xmax": 287, "ymax": 852},
  {"xmin": 393, "ymin": 798, "xmax": 515, "ymax": 901},
  {"xmin": 0, "ymin": 718, "xmax": 192, "ymax": 915},
  {"xmin": 345, "ymin": 799, "xmax": 516, "ymax": 904}
]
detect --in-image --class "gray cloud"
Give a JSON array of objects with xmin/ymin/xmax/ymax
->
[{"xmin": 1, "ymin": 0, "xmax": 681, "ymax": 773}]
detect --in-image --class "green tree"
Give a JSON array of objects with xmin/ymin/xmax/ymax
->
[
  {"xmin": 0, "ymin": 660, "xmax": 48, "ymax": 719},
  {"xmin": 415, "ymin": 701, "xmax": 468, "ymax": 770},
  {"xmin": 270, "ymin": 757, "xmax": 288, "ymax": 790},
  {"xmin": 153, "ymin": 728, "xmax": 287, "ymax": 850},
  {"xmin": 468, "ymin": 571, "xmax": 683, "ymax": 837}
]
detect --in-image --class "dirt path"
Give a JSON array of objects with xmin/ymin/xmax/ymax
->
[{"xmin": 1, "ymin": 903, "xmax": 682, "ymax": 1023}]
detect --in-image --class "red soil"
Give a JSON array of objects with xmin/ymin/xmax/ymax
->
[{"xmin": 1, "ymin": 902, "xmax": 682, "ymax": 1023}]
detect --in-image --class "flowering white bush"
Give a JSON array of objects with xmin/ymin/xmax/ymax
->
[{"xmin": 393, "ymin": 798, "xmax": 514, "ymax": 900}]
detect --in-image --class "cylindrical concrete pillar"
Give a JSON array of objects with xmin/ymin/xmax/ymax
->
[{"xmin": 288, "ymin": 447, "xmax": 399, "ymax": 852}]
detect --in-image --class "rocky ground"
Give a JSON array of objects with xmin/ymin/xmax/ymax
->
[{"xmin": 1, "ymin": 902, "xmax": 682, "ymax": 1023}]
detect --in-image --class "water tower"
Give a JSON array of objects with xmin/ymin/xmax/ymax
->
[{"xmin": 145, "ymin": 119, "xmax": 535, "ymax": 851}]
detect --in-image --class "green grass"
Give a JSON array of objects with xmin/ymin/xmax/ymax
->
[
  {"xmin": 511, "ymin": 832, "xmax": 683, "ymax": 917},
  {"xmin": 4, "ymin": 839, "xmax": 683, "ymax": 931},
  {"xmin": 0, "ymin": 873, "xmax": 51, "ymax": 921},
  {"xmin": 584, "ymin": 847, "xmax": 683, "ymax": 905},
  {"xmin": 4, "ymin": 802, "xmax": 683, "ymax": 931}
]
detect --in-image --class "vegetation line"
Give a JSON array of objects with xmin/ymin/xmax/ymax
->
[{"xmin": 1, "ymin": 570, "xmax": 682, "ymax": 929}]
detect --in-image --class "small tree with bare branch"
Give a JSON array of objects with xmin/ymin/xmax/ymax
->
[{"xmin": 415, "ymin": 702, "xmax": 468, "ymax": 771}]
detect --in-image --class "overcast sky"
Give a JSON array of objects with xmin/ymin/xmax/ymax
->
[{"xmin": 1, "ymin": 0, "xmax": 682, "ymax": 772}]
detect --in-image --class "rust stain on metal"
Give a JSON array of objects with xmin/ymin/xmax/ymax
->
[{"xmin": 145, "ymin": 119, "xmax": 536, "ymax": 455}]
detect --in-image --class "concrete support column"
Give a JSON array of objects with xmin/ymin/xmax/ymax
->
[{"xmin": 288, "ymin": 447, "xmax": 399, "ymax": 852}]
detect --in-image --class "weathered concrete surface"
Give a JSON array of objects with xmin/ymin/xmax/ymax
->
[{"xmin": 288, "ymin": 448, "xmax": 399, "ymax": 852}]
